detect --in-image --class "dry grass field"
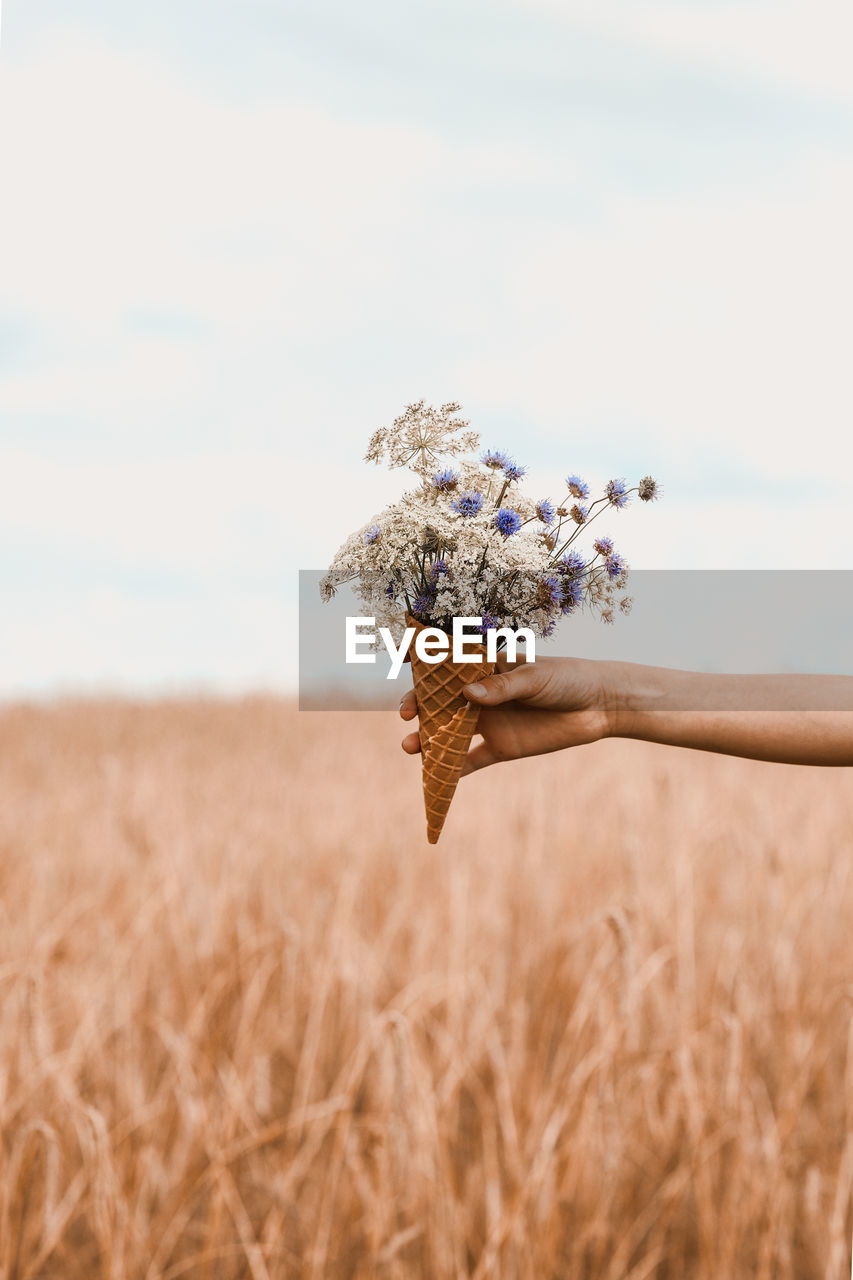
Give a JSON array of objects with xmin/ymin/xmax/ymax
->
[{"xmin": 0, "ymin": 697, "xmax": 852, "ymax": 1278}]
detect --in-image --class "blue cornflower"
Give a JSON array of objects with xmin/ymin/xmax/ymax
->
[
  {"xmin": 481, "ymin": 448, "xmax": 512, "ymax": 470},
  {"xmin": 493, "ymin": 507, "xmax": 522, "ymax": 537},
  {"xmin": 365, "ymin": 524, "xmax": 380, "ymax": 544},
  {"xmin": 566, "ymin": 474, "xmax": 589, "ymax": 500},
  {"xmin": 570, "ymin": 503, "xmax": 588, "ymax": 525},
  {"xmin": 503, "ymin": 460, "xmax": 526, "ymax": 483},
  {"xmin": 452, "ymin": 491, "xmax": 484, "ymax": 517},
  {"xmin": 411, "ymin": 590, "xmax": 435, "ymax": 617},
  {"xmin": 593, "ymin": 536, "xmax": 613, "ymax": 556},
  {"xmin": 535, "ymin": 498, "xmax": 556, "ymax": 525},
  {"xmin": 561, "ymin": 579, "xmax": 584, "ymax": 614},
  {"xmin": 542, "ymin": 619, "xmax": 558, "ymax": 638},
  {"xmin": 431, "ymin": 467, "xmax": 459, "ymax": 493},
  {"xmin": 478, "ymin": 612, "xmax": 501, "ymax": 633},
  {"xmin": 557, "ymin": 551, "xmax": 586, "ymax": 579},
  {"xmin": 385, "ymin": 579, "xmax": 397, "ymax": 599},
  {"xmin": 605, "ymin": 552, "xmax": 626, "ymax": 579},
  {"xmin": 429, "ymin": 558, "xmax": 449, "ymax": 581},
  {"xmin": 535, "ymin": 574, "xmax": 564, "ymax": 610},
  {"xmin": 605, "ymin": 478, "xmax": 630, "ymax": 509}
]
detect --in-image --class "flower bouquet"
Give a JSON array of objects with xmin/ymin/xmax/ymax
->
[{"xmin": 321, "ymin": 400, "xmax": 659, "ymax": 843}]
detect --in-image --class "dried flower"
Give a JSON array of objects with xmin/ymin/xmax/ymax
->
[
  {"xmin": 605, "ymin": 552, "xmax": 626, "ymax": 579},
  {"xmin": 365, "ymin": 400, "xmax": 479, "ymax": 477},
  {"xmin": 478, "ymin": 611, "xmax": 501, "ymax": 633},
  {"xmin": 324, "ymin": 401, "xmax": 661, "ymax": 639},
  {"xmin": 411, "ymin": 589, "xmax": 436, "ymax": 617},
  {"xmin": 452, "ymin": 491, "xmax": 484, "ymax": 518},
  {"xmin": 561, "ymin": 578, "xmax": 583, "ymax": 613},
  {"xmin": 605, "ymin": 478, "xmax": 630, "ymax": 509},
  {"xmin": 431, "ymin": 468, "xmax": 460, "ymax": 493},
  {"xmin": 494, "ymin": 507, "xmax": 523, "ymax": 538},
  {"xmin": 557, "ymin": 551, "xmax": 586, "ymax": 578},
  {"xmin": 535, "ymin": 575, "xmax": 564, "ymax": 610}
]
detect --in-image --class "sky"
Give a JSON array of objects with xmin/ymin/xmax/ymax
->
[{"xmin": 1, "ymin": 0, "xmax": 851, "ymax": 695}]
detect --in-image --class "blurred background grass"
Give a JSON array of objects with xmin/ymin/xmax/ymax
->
[{"xmin": 1, "ymin": 698, "xmax": 851, "ymax": 1277}]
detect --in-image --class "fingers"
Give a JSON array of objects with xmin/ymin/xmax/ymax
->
[
  {"xmin": 463, "ymin": 661, "xmax": 544, "ymax": 707},
  {"xmin": 405, "ymin": 735, "xmax": 493, "ymax": 772},
  {"xmin": 399, "ymin": 689, "xmax": 417, "ymax": 721},
  {"xmin": 461, "ymin": 740, "xmax": 497, "ymax": 776},
  {"xmin": 404, "ymin": 731, "xmax": 492, "ymax": 771}
]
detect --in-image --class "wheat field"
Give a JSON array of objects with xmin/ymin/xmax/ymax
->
[{"xmin": 0, "ymin": 697, "xmax": 851, "ymax": 1278}]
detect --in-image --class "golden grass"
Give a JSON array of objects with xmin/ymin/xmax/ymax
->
[{"xmin": 0, "ymin": 696, "xmax": 852, "ymax": 1278}]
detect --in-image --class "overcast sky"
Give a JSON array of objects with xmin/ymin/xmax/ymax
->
[{"xmin": 1, "ymin": 1, "xmax": 851, "ymax": 694}]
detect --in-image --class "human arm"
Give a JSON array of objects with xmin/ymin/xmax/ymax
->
[{"xmin": 399, "ymin": 657, "xmax": 853, "ymax": 773}]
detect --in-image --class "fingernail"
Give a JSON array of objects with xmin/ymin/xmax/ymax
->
[{"xmin": 464, "ymin": 683, "xmax": 486, "ymax": 699}]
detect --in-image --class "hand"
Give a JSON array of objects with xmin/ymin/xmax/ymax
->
[
  {"xmin": 400, "ymin": 653, "xmax": 613, "ymax": 776},
  {"xmin": 401, "ymin": 656, "xmax": 853, "ymax": 772}
]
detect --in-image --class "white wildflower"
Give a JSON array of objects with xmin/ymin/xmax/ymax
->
[{"xmin": 323, "ymin": 401, "xmax": 661, "ymax": 639}]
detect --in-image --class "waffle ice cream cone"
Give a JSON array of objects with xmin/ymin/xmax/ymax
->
[{"xmin": 405, "ymin": 613, "xmax": 495, "ymax": 844}]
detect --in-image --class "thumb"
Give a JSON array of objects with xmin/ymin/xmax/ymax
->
[{"xmin": 462, "ymin": 662, "xmax": 543, "ymax": 706}]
